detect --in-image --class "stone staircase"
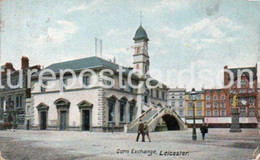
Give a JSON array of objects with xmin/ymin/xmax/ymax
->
[{"xmin": 127, "ymin": 105, "xmax": 186, "ymax": 133}]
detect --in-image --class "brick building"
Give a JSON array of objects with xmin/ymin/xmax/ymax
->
[
  {"xmin": 223, "ymin": 65, "xmax": 258, "ymax": 127},
  {"xmin": 204, "ymin": 89, "xmax": 230, "ymax": 127},
  {"xmin": 0, "ymin": 57, "xmax": 40, "ymax": 129}
]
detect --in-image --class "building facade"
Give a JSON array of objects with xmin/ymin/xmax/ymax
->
[
  {"xmin": 185, "ymin": 90, "xmax": 205, "ymax": 127},
  {"xmin": 0, "ymin": 57, "xmax": 40, "ymax": 129},
  {"xmin": 167, "ymin": 88, "xmax": 186, "ymax": 120},
  {"xmin": 26, "ymin": 25, "xmax": 168, "ymax": 132},
  {"xmin": 223, "ymin": 65, "xmax": 258, "ymax": 127},
  {"xmin": 204, "ymin": 89, "xmax": 230, "ymax": 127}
]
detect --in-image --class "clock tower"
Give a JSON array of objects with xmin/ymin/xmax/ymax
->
[{"xmin": 133, "ymin": 25, "xmax": 150, "ymax": 77}]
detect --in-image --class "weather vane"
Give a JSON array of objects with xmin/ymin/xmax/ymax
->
[{"xmin": 140, "ymin": 11, "xmax": 143, "ymax": 26}]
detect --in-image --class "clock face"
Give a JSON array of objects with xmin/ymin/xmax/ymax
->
[{"xmin": 240, "ymin": 100, "xmax": 247, "ymax": 105}]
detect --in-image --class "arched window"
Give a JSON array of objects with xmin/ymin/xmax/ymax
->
[
  {"xmin": 107, "ymin": 96, "xmax": 117, "ymax": 122},
  {"xmin": 119, "ymin": 98, "xmax": 127, "ymax": 122}
]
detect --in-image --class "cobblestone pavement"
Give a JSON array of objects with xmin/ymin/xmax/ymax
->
[{"xmin": 0, "ymin": 128, "xmax": 259, "ymax": 160}]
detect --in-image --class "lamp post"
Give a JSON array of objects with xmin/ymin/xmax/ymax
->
[{"xmin": 190, "ymin": 88, "xmax": 197, "ymax": 141}]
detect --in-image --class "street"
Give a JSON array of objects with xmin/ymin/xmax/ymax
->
[{"xmin": 0, "ymin": 129, "xmax": 259, "ymax": 160}]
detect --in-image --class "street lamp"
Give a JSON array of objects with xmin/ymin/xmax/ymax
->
[{"xmin": 190, "ymin": 88, "xmax": 197, "ymax": 141}]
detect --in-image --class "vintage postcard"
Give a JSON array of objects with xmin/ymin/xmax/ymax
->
[{"xmin": 0, "ymin": 0, "xmax": 259, "ymax": 160}]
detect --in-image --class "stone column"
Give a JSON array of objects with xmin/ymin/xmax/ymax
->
[
  {"xmin": 97, "ymin": 88, "xmax": 106, "ymax": 127},
  {"xmin": 115, "ymin": 100, "xmax": 119, "ymax": 126},
  {"xmin": 126, "ymin": 102, "xmax": 130, "ymax": 124},
  {"xmin": 230, "ymin": 108, "xmax": 242, "ymax": 132}
]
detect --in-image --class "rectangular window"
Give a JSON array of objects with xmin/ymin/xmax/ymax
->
[
  {"xmin": 249, "ymin": 108, "xmax": 255, "ymax": 116},
  {"xmin": 206, "ymin": 95, "xmax": 210, "ymax": 100},
  {"xmin": 213, "ymin": 95, "xmax": 218, "ymax": 100},
  {"xmin": 7, "ymin": 96, "xmax": 12, "ymax": 109},
  {"xmin": 41, "ymin": 81, "xmax": 47, "ymax": 93},
  {"xmin": 213, "ymin": 110, "xmax": 218, "ymax": 117},
  {"xmin": 196, "ymin": 110, "xmax": 202, "ymax": 116},
  {"xmin": 162, "ymin": 91, "xmax": 165, "ymax": 100},
  {"xmin": 221, "ymin": 95, "xmax": 225, "ymax": 100},
  {"xmin": 0, "ymin": 97, "xmax": 4, "ymax": 109},
  {"xmin": 197, "ymin": 102, "xmax": 202, "ymax": 108},
  {"xmin": 230, "ymin": 98, "xmax": 233, "ymax": 104},
  {"xmin": 15, "ymin": 95, "xmax": 23, "ymax": 108},
  {"xmin": 120, "ymin": 102, "xmax": 126, "ymax": 122},
  {"xmin": 206, "ymin": 110, "xmax": 211, "ymax": 117},
  {"xmin": 108, "ymin": 101, "xmax": 115, "ymax": 122},
  {"xmin": 188, "ymin": 110, "xmax": 193, "ymax": 116},
  {"xmin": 249, "ymin": 98, "xmax": 255, "ymax": 104},
  {"xmin": 150, "ymin": 89, "xmax": 153, "ymax": 97},
  {"xmin": 220, "ymin": 110, "xmax": 226, "ymax": 117},
  {"xmin": 213, "ymin": 102, "xmax": 218, "ymax": 108},
  {"xmin": 156, "ymin": 90, "xmax": 159, "ymax": 98},
  {"xmin": 179, "ymin": 109, "xmax": 183, "ymax": 117},
  {"xmin": 196, "ymin": 94, "xmax": 201, "ymax": 100},
  {"xmin": 179, "ymin": 101, "xmax": 183, "ymax": 107},
  {"xmin": 188, "ymin": 102, "xmax": 193, "ymax": 108},
  {"xmin": 240, "ymin": 108, "xmax": 246, "ymax": 117},
  {"xmin": 206, "ymin": 103, "xmax": 211, "ymax": 108},
  {"xmin": 171, "ymin": 101, "xmax": 175, "ymax": 107},
  {"xmin": 220, "ymin": 103, "xmax": 225, "ymax": 108},
  {"xmin": 83, "ymin": 76, "xmax": 90, "ymax": 86}
]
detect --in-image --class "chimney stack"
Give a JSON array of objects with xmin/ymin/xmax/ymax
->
[
  {"xmin": 21, "ymin": 56, "xmax": 29, "ymax": 70},
  {"xmin": 224, "ymin": 65, "xmax": 228, "ymax": 86}
]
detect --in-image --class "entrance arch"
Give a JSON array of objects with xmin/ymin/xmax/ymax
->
[
  {"xmin": 36, "ymin": 103, "xmax": 49, "ymax": 130},
  {"xmin": 153, "ymin": 114, "xmax": 182, "ymax": 131},
  {"xmin": 161, "ymin": 114, "xmax": 180, "ymax": 130},
  {"xmin": 77, "ymin": 100, "xmax": 93, "ymax": 131},
  {"xmin": 54, "ymin": 98, "xmax": 70, "ymax": 131}
]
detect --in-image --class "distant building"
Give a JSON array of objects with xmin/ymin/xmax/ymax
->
[
  {"xmin": 185, "ymin": 90, "xmax": 205, "ymax": 127},
  {"xmin": 223, "ymin": 65, "xmax": 258, "ymax": 127},
  {"xmin": 204, "ymin": 89, "xmax": 229, "ymax": 127},
  {"xmin": 167, "ymin": 88, "xmax": 186, "ymax": 120},
  {"xmin": 0, "ymin": 57, "xmax": 40, "ymax": 129}
]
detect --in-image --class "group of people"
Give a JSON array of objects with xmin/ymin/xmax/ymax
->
[
  {"xmin": 136, "ymin": 120, "xmax": 209, "ymax": 142},
  {"xmin": 136, "ymin": 120, "xmax": 151, "ymax": 142}
]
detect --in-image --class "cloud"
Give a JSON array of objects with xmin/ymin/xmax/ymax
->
[
  {"xmin": 143, "ymin": 0, "xmax": 192, "ymax": 14},
  {"xmin": 67, "ymin": 4, "xmax": 87, "ymax": 13},
  {"xmin": 47, "ymin": 20, "xmax": 78, "ymax": 43},
  {"xmin": 67, "ymin": 0, "xmax": 107, "ymax": 13},
  {"xmin": 159, "ymin": 16, "xmax": 243, "ymax": 50}
]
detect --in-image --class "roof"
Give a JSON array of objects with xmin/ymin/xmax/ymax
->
[
  {"xmin": 168, "ymin": 88, "xmax": 186, "ymax": 92},
  {"xmin": 35, "ymin": 56, "xmax": 132, "ymax": 76},
  {"xmin": 186, "ymin": 90, "xmax": 205, "ymax": 94},
  {"xmin": 133, "ymin": 25, "xmax": 149, "ymax": 41},
  {"xmin": 227, "ymin": 67, "xmax": 257, "ymax": 80}
]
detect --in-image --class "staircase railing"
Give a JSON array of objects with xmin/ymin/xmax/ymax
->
[
  {"xmin": 147, "ymin": 106, "xmax": 166, "ymax": 125},
  {"xmin": 128, "ymin": 107, "xmax": 152, "ymax": 129}
]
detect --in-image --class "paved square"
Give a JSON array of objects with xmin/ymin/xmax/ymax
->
[{"xmin": 0, "ymin": 129, "xmax": 259, "ymax": 160}]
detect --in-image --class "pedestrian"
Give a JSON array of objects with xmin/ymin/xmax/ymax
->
[
  {"xmin": 144, "ymin": 122, "xmax": 151, "ymax": 142},
  {"xmin": 136, "ymin": 120, "xmax": 145, "ymax": 142},
  {"xmin": 200, "ymin": 123, "xmax": 208, "ymax": 140}
]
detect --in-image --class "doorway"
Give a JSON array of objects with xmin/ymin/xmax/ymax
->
[
  {"xmin": 82, "ymin": 110, "xmax": 90, "ymax": 131},
  {"xmin": 26, "ymin": 120, "xmax": 30, "ymax": 130},
  {"xmin": 60, "ymin": 111, "xmax": 67, "ymax": 130},
  {"xmin": 40, "ymin": 111, "xmax": 47, "ymax": 130}
]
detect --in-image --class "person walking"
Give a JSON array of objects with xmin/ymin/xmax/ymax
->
[
  {"xmin": 144, "ymin": 122, "xmax": 151, "ymax": 142},
  {"xmin": 136, "ymin": 120, "xmax": 145, "ymax": 142},
  {"xmin": 200, "ymin": 123, "xmax": 208, "ymax": 140}
]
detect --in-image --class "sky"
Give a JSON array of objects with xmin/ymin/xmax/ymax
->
[{"xmin": 0, "ymin": 0, "xmax": 259, "ymax": 90}]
